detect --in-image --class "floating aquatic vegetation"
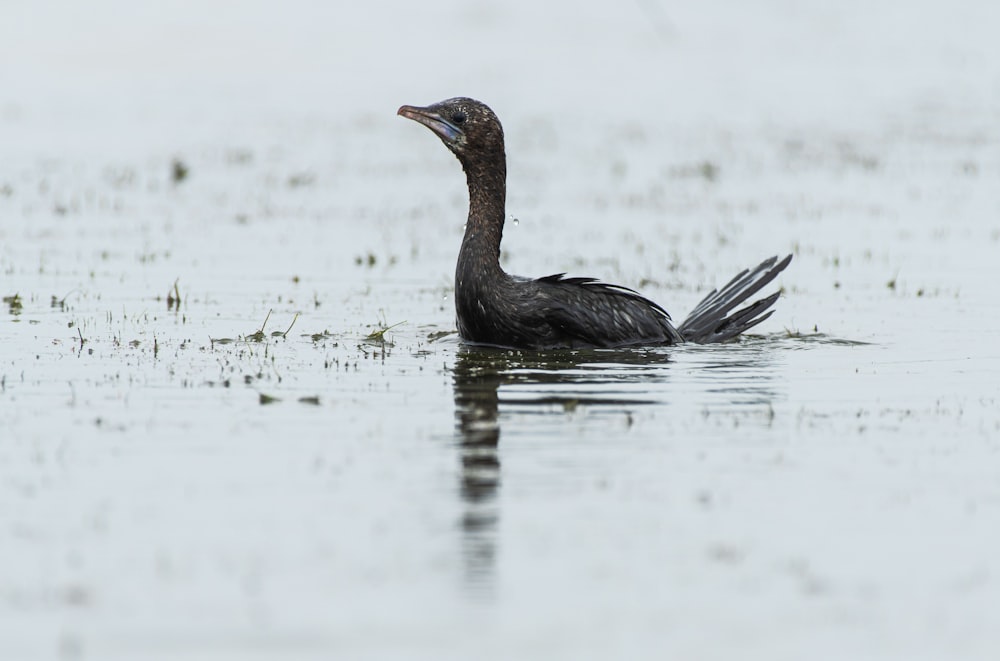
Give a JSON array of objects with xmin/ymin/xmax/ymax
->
[
  {"xmin": 171, "ymin": 158, "xmax": 189, "ymax": 183},
  {"xmin": 166, "ymin": 279, "xmax": 181, "ymax": 311},
  {"xmin": 3, "ymin": 293, "xmax": 22, "ymax": 315},
  {"xmin": 365, "ymin": 319, "xmax": 404, "ymax": 345}
]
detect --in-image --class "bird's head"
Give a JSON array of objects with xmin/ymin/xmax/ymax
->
[{"xmin": 398, "ymin": 97, "xmax": 504, "ymax": 160}]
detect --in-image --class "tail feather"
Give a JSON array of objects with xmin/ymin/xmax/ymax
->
[{"xmin": 678, "ymin": 254, "xmax": 792, "ymax": 344}]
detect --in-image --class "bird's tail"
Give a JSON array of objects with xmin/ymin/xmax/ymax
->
[{"xmin": 678, "ymin": 254, "xmax": 793, "ymax": 344}]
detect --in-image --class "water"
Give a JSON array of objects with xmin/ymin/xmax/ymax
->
[{"xmin": 3, "ymin": 1, "xmax": 1000, "ymax": 659}]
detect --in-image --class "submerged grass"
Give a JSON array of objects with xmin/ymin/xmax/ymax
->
[
  {"xmin": 365, "ymin": 318, "xmax": 405, "ymax": 345},
  {"xmin": 245, "ymin": 310, "xmax": 301, "ymax": 343},
  {"xmin": 166, "ymin": 279, "xmax": 182, "ymax": 311},
  {"xmin": 427, "ymin": 330, "xmax": 456, "ymax": 342},
  {"xmin": 3, "ymin": 293, "xmax": 23, "ymax": 315},
  {"xmin": 246, "ymin": 309, "xmax": 273, "ymax": 343},
  {"xmin": 209, "ymin": 309, "xmax": 299, "ymax": 349},
  {"xmin": 780, "ymin": 329, "xmax": 871, "ymax": 346}
]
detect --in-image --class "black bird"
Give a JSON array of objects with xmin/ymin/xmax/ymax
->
[{"xmin": 398, "ymin": 97, "xmax": 792, "ymax": 350}]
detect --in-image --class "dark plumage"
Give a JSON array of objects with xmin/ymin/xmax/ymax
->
[{"xmin": 398, "ymin": 97, "xmax": 792, "ymax": 350}]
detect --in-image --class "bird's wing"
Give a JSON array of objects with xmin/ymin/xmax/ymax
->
[{"xmin": 530, "ymin": 274, "xmax": 682, "ymax": 347}]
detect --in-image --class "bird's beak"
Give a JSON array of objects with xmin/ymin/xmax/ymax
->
[{"xmin": 398, "ymin": 105, "xmax": 462, "ymax": 143}]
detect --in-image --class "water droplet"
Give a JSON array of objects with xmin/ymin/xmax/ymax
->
[{"xmin": 509, "ymin": 215, "xmax": 519, "ymax": 226}]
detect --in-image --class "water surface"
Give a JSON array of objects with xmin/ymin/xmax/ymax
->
[{"xmin": 2, "ymin": 1, "xmax": 1000, "ymax": 659}]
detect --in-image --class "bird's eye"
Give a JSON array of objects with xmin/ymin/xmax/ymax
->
[{"xmin": 451, "ymin": 111, "xmax": 467, "ymax": 125}]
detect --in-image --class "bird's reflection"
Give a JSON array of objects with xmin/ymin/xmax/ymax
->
[{"xmin": 450, "ymin": 345, "xmax": 676, "ymax": 591}]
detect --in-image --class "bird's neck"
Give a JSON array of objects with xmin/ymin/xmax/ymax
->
[{"xmin": 459, "ymin": 154, "xmax": 507, "ymax": 274}]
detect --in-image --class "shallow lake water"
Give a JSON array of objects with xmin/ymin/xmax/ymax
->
[{"xmin": 3, "ymin": 1, "xmax": 1000, "ymax": 659}]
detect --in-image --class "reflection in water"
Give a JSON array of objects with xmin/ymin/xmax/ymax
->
[
  {"xmin": 450, "ymin": 345, "xmax": 676, "ymax": 591},
  {"xmin": 450, "ymin": 341, "xmax": 785, "ymax": 591},
  {"xmin": 451, "ymin": 349, "xmax": 503, "ymax": 589},
  {"xmin": 680, "ymin": 342, "xmax": 785, "ymax": 408}
]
